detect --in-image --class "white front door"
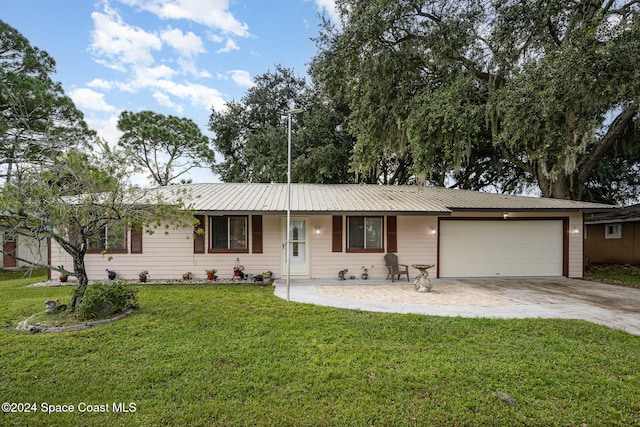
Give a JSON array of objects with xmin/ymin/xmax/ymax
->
[{"xmin": 282, "ymin": 217, "xmax": 310, "ymax": 276}]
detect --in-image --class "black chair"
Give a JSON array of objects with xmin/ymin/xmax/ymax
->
[{"xmin": 384, "ymin": 253, "xmax": 409, "ymax": 282}]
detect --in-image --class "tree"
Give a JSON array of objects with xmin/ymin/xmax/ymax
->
[
  {"xmin": 209, "ymin": 65, "xmax": 356, "ymax": 183},
  {"xmin": 117, "ymin": 110, "xmax": 214, "ymax": 186},
  {"xmin": 312, "ymin": 0, "xmax": 640, "ymax": 200},
  {"xmin": 0, "ymin": 20, "xmax": 94, "ymax": 184},
  {"xmin": 0, "ymin": 143, "xmax": 196, "ymax": 310}
]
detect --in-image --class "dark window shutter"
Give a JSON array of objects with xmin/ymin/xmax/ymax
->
[
  {"xmin": 387, "ymin": 216, "xmax": 397, "ymax": 253},
  {"xmin": 252, "ymin": 215, "xmax": 263, "ymax": 254},
  {"xmin": 332, "ymin": 216, "xmax": 343, "ymax": 252},
  {"xmin": 130, "ymin": 226, "xmax": 143, "ymax": 254},
  {"xmin": 194, "ymin": 215, "xmax": 205, "ymax": 254}
]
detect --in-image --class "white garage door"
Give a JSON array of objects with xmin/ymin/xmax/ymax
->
[{"xmin": 439, "ymin": 220, "xmax": 564, "ymax": 277}]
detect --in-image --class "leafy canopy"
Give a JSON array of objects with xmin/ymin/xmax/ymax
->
[
  {"xmin": 0, "ymin": 19, "xmax": 94, "ymax": 183},
  {"xmin": 312, "ymin": 0, "xmax": 640, "ymax": 201},
  {"xmin": 209, "ymin": 65, "xmax": 356, "ymax": 184},
  {"xmin": 117, "ymin": 110, "xmax": 214, "ymax": 186}
]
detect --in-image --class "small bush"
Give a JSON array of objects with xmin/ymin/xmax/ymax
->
[{"xmin": 76, "ymin": 280, "xmax": 139, "ymax": 320}]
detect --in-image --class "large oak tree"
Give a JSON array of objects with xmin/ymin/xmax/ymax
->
[{"xmin": 312, "ymin": 0, "xmax": 640, "ymax": 201}]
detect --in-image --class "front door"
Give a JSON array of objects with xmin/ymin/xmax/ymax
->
[
  {"xmin": 282, "ymin": 217, "xmax": 310, "ymax": 276},
  {"xmin": 2, "ymin": 233, "xmax": 17, "ymax": 268}
]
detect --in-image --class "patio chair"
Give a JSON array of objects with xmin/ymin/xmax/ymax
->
[{"xmin": 384, "ymin": 253, "xmax": 409, "ymax": 282}]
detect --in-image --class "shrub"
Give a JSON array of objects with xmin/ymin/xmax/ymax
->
[{"xmin": 76, "ymin": 280, "xmax": 139, "ymax": 320}]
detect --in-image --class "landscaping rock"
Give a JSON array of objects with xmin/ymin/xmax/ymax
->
[{"xmin": 492, "ymin": 391, "xmax": 518, "ymax": 406}]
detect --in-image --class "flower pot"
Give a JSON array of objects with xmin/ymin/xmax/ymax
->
[
  {"xmin": 139, "ymin": 276, "xmax": 147, "ymax": 283},
  {"xmin": 107, "ymin": 270, "xmax": 116, "ymax": 280},
  {"xmin": 207, "ymin": 273, "xmax": 214, "ymax": 280},
  {"xmin": 59, "ymin": 276, "xmax": 68, "ymax": 283}
]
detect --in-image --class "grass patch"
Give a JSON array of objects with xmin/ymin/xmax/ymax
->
[
  {"xmin": 586, "ymin": 264, "xmax": 640, "ymax": 288},
  {"xmin": 1, "ymin": 273, "xmax": 640, "ymax": 426}
]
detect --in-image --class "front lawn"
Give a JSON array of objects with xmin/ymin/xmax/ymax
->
[{"xmin": 1, "ymin": 272, "xmax": 639, "ymax": 426}]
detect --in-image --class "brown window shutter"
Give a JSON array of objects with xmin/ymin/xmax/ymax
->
[
  {"xmin": 387, "ymin": 216, "xmax": 397, "ymax": 253},
  {"xmin": 130, "ymin": 226, "xmax": 143, "ymax": 254},
  {"xmin": 194, "ymin": 215, "xmax": 205, "ymax": 254},
  {"xmin": 252, "ymin": 215, "xmax": 263, "ymax": 254},
  {"xmin": 332, "ymin": 216, "xmax": 343, "ymax": 252}
]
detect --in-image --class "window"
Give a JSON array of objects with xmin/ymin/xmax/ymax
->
[
  {"xmin": 605, "ymin": 223, "xmax": 622, "ymax": 239},
  {"xmin": 88, "ymin": 225, "xmax": 127, "ymax": 252},
  {"xmin": 347, "ymin": 216, "xmax": 383, "ymax": 252},
  {"xmin": 210, "ymin": 216, "xmax": 248, "ymax": 252}
]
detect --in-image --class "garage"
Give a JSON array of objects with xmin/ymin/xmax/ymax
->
[{"xmin": 439, "ymin": 220, "xmax": 565, "ymax": 277}]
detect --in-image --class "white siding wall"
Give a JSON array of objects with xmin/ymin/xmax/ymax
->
[
  {"xmin": 50, "ymin": 212, "xmax": 584, "ymax": 281},
  {"xmin": 309, "ymin": 215, "xmax": 438, "ymax": 280},
  {"xmin": 50, "ymin": 216, "xmax": 283, "ymax": 281}
]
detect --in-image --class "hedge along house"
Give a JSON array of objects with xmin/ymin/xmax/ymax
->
[{"xmin": 49, "ymin": 183, "xmax": 614, "ymax": 281}]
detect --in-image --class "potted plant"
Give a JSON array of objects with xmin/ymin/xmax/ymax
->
[
  {"xmin": 139, "ymin": 270, "xmax": 148, "ymax": 283},
  {"xmin": 59, "ymin": 266, "xmax": 68, "ymax": 282},
  {"xmin": 361, "ymin": 266, "xmax": 369, "ymax": 280},
  {"xmin": 106, "ymin": 269, "xmax": 116, "ymax": 280},
  {"xmin": 206, "ymin": 269, "xmax": 217, "ymax": 280},
  {"xmin": 262, "ymin": 271, "xmax": 273, "ymax": 280},
  {"xmin": 183, "ymin": 272, "xmax": 192, "ymax": 280},
  {"xmin": 233, "ymin": 258, "xmax": 244, "ymax": 278}
]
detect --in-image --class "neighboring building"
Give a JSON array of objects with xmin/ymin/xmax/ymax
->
[
  {"xmin": 1, "ymin": 231, "xmax": 49, "ymax": 269},
  {"xmin": 49, "ymin": 183, "xmax": 615, "ymax": 281},
  {"xmin": 584, "ymin": 203, "xmax": 640, "ymax": 265}
]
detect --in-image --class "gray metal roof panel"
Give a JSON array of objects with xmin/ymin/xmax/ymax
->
[{"xmin": 158, "ymin": 183, "xmax": 615, "ymax": 214}]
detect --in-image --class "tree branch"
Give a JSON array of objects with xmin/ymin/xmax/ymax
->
[{"xmin": 578, "ymin": 103, "xmax": 638, "ymax": 182}]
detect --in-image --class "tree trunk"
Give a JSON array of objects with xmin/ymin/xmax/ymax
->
[{"xmin": 69, "ymin": 253, "xmax": 89, "ymax": 311}]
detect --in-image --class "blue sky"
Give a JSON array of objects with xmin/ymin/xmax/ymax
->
[{"xmin": 2, "ymin": 0, "xmax": 338, "ymax": 182}]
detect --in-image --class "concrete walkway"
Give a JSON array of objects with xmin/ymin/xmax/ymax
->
[{"xmin": 273, "ymin": 277, "xmax": 640, "ymax": 335}]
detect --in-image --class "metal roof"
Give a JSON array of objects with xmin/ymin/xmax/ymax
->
[{"xmin": 155, "ymin": 183, "xmax": 615, "ymax": 215}]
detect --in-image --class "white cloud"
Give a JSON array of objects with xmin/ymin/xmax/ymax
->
[
  {"xmin": 228, "ymin": 70, "xmax": 253, "ymax": 88},
  {"xmin": 216, "ymin": 38, "xmax": 239, "ymax": 53},
  {"xmin": 151, "ymin": 79, "xmax": 226, "ymax": 111},
  {"xmin": 87, "ymin": 78, "xmax": 114, "ymax": 90},
  {"xmin": 315, "ymin": 0, "xmax": 339, "ymax": 23},
  {"xmin": 119, "ymin": 0, "xmax": 250, "ymax": 36},
  {"xmin": 152, "ymin": 91, "xmax": 184, "ymax": 113},
  {"xmin": 85, "ymin": 114, "xmax": 122, "ymax": 146},
  {"xmin": 69, "ymin": 88, "xmax": 116, "ymax": 112},
  {"xmin": 91, "ymin": 5, "xmax": 162, "ymax": 68},
  {"xmin": 177, "ymin": 57, "xmax": 212, "ymax": 77},
  {"xmin": 160, "ymin": 27, "xmax": 205, "ymax": 57}
]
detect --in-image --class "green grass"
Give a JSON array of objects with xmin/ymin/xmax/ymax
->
[
  {"xmin": 1, "ymin": 271, "xmax": 640, "ymax": 426},
  {"xmin": 586, "ymin": 265, "xmax": 640, "ymax": 288}
]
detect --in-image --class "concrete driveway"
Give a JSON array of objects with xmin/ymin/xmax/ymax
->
[{"xmin": 273, "ymin": 277, "xmax": 640, "ymax": 335}]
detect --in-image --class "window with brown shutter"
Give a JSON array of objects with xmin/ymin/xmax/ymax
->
[
  {"xmin": 130, "ymin": 226, "xmax": 143, "ymax": 254},
  {"xmin": 252, "ymin": 215, "xmax": 263, "ymax": 254},
  {"xmin": 194, "ymin": 215, "xmax": 205, "ymax": 254},
  {"xmin": 332, "ymin": 215, "xmax": 342, "ymax": 252}
]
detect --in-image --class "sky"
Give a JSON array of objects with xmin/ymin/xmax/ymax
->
[{"xmin": 2, "ymin": 0, "xmax": 339, "ymax": 183}]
